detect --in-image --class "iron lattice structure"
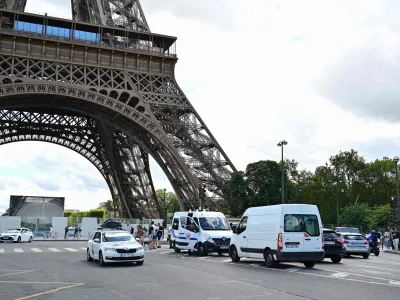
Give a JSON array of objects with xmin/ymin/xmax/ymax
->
[{"xmin": 0, "ymin": 2, "xmax": 236, "ymax": 218}]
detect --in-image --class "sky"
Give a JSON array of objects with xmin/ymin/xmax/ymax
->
[{"xmin": 1, "ymin": 0, "xmax": 400, "ymax": 213}]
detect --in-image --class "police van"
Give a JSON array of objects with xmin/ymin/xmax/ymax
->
[
  {"xmin": 229, "ymin": 204, "xmax": 324, "ymax": 268},
  {"xmin": 171, "ymin": 210, "xmax": 232, "ymax": 256}
]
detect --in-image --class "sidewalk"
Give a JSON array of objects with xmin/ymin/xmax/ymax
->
[{"xmin": 382, "ymin": 249, "xmax": 400, "ymax": 255}]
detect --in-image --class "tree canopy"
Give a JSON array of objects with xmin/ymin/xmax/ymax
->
[{"xmin": 222, "ymin": 149, "xmax": 397, "ymax": 228}]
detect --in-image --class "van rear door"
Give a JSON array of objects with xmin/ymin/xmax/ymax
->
[
  {"xmin": 282, "ymin": 209, "xmax": 304, "ymax": 252},
  {"xmin": 301, "ymin": 207, "xmax": 323, "ymax": 252}
]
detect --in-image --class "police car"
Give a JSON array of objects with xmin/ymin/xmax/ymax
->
[{"xmin": 87, "ymin": 227, "xmax": 144, "ymax": 266}]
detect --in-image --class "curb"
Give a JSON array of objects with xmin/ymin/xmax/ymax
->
[{"xmin": 382, "ymin": 250, "xmax": 400, "ymax": 255}]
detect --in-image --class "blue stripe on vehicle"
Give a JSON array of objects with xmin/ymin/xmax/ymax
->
[{"xmin": 178, "ymin": 237, "xmax": 198, "ymax": 240}]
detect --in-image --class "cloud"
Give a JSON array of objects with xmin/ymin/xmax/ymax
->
[{"xmin": 30, "ymin": 174, "xmax": 60, "ymax": 192}]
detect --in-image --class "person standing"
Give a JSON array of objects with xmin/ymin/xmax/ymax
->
[
  {"xmin": 74, "ymin": 225, "xmax": 78, "ymax": 239},
  {"xmin": 47, "ymin": 226, "xmax": 53, "ymax": 239},
  {"xmin": 393, "ymin": 229, "xmax": 399, "ymax": 251},
  {"xmin": 64, "ymin": 225, "xmax": 69, "ymax": 239}
]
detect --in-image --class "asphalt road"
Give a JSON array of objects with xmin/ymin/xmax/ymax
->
[{"xmin": 0, "ymin": 240, "xmax": 399, "ymax": 300}]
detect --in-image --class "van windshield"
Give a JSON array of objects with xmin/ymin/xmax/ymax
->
[
  {"xmin": 284, "ymin": 214, "xmax": 320, "ymax": 236},
  {"xmin": 199, "ymin": 217, "xmax": 230, "ymax": 231}
]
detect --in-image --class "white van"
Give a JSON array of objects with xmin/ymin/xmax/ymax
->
[
  {"xmin": 171, "ymin": 210, "xmax": 232, "ymax": 256},
  {"xmin": 229, "ymin": 204, "xmax": 324, "ymax": 268}
]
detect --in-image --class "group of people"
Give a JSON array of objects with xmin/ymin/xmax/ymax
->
[
  {"xmin": 367, "ymin": 228, "xmax": 400, "ymax": 251},
  {"xmin": 131, "ymin": 221, "xmax": 164, "ymax": 250}
]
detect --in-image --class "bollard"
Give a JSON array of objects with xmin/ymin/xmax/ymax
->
[{"xmin": 54, "ymin": 232, "xmax": 58, "ymax": 239}]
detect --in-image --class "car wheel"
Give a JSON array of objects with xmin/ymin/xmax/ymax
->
[
  {"xmin": 331, "ymin": 256, "xmax": 341, "ymax": 263},
  {"xmin": 174, "ymin": 242, "xmax": 181, "ymax": 253},
  {"xmin": 197, "ymin": 243, "xmax": 207, "ymax": 256},
  {"xmin": 264, "ymin": 250, "xmax": 278, "ymax": 268},
  {"xmin": 17, "ymin": 236, "xmax": 21, "ymax": 243},
  {"xmin": 304, "ymin": 262, "xmax": 316, "ymax": 268},
  {"xmin": 362, "ymin": 253, "xmax": 369, "ymax": 259},
  {"xmin": 87, "ymin": 249, "xmax": 93, "ymax": 262},
  {"xmin": 28, "ymin": 236, "xmax": 32, "ymax": 243},
  {"xmin": 136, "ymin": 260, "xmax": 144, "ymax": 266},
  {"xmin": 229, "ymin": 246, "xmax": 240, "ymax": 262},
  {"xmin": 99, "ymin": 251, "xmax": 105, "ymax": 266},
  {"xmin": 0, "ymin": 241, "xmax": 3, "ymax": 243}
]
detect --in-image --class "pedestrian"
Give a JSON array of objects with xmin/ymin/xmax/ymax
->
[
  {"xmin": 74, "ymin": 225, "xmax": 78, "ymax": 239},
  {"xmin": 157, "ymin": 223, "xmax": 163, "ymax": 248},
  {"xmin": 384, "ymin": 229, "xmax": 391, "ymax": 250},
  {"xmin": 393, "ymin": 229, "xmax": 399, "ymax": 251},
  {"xmin": 64, "ymin": 225, "xmax": 69, "ymax": 239},
  {"xmin": 136, "ymin": 222, "xmax": 144, "ymax": 246},
  {"xmin": 47, "ymin": 226, "xmax": 53, "ymax": 239}
]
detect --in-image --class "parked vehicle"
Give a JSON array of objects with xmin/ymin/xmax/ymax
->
[
  {"xmin": 171, "ymin": 210, "xmax": 232, "ymax": 256},
  {"xmin": 337, "ymin": 232, "xmax": 370, "ymax": 259},
  {"xmin": 322, "ymin": 229, "xmax": 343, "ymax": 263},
  {"xmin": 335, "ymin": 227, "xmax": 360, "ymax": 234},
  {"xmin": 229, "ymin": 204, "xmax": 325, "ymax": 268}
]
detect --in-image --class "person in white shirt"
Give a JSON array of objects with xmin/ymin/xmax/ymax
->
[{"xmin": 48, "ymin": 227, "xmax": 53, "ymax": 239}]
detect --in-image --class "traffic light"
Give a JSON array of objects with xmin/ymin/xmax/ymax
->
[
  {"xmin": 199, "ymin": 184, "xmax": 207, "ymax": 200},
  {"xmin": 390, "ymin": 196, "xmax": 397, "ymax": 222}
]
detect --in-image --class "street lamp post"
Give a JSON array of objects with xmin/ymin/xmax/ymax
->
[
  {"xmin": 277, "ymin": 140, "xmax": 288, "ymax": 204},
  {"xmin": 163, "ymin": 188, "xmax": 167, "ymax": 228},
  {"xmin": 393, "ymin": 157, "xmax": 399, "ymax": 223}
]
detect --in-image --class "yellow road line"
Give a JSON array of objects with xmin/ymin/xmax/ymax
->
[
  {"xmin": 0, "ymin": 270, "xmax": 34, "ymax": 277},
  {"xmin": 15, "ymin": 283, "xmax": 85, "ymax": 300},
  {"xmin": 0, "ymin": 280, "xmax": 84, "ymax": 285}
]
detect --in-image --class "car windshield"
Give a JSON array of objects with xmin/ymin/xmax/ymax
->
[
  {"xmin": 323, "ymin": 232, "xmax": 339, "ymax": 239},
  {"xmin": 344, "ymin": 235, "xmax": 365, "ymax": 240},
  {"xmin": 5, "ymin": 230, "xmax": 20, "ymax": 233},
  {"xmin": 199, "ymin": 217, "xmax": 230, "ymax": 230},
  {"xmin": 102, "ymin": 232, "xmax": 133, "ymax": 242}
]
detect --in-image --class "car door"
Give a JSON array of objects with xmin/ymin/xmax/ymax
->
[
  {"xmin": 301, "ymin": 213, "xmax": 322, "ymax": 252},
  {"xmin": 178, "ymin": 217, "xmax": 200, "ymax": 250},
  {"xmin": 21, "ymin": 229, "xmax": 29, "ymax": 242},
  {"xmin": 236, "ymin": 216, "xmax": 248, "ymax": 256},
  {"xmin": 91, "ymin": 232, "xmax": 101, "ymax": 258}
]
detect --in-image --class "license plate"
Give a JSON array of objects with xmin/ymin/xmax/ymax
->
[
  {"xmin": 220, "ymin": 246, "xmax": 228, "ymax": 249},
  {"xmin": 286, "ymin": 244, "xmax": 299, "ymax": 248},
  {"xmin": 120, "ymin": 253, "xmax": 134, "ymax": 257},
  {"xmin": 325, "ymin": 241, "xmax": 335, "ymax": 245}
]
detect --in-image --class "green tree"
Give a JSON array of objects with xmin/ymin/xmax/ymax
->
[
  {"xmin": 365, "ymin": 204, "xmax": 391, "ymax": 227},
  {"xmin": 222, "ymin": 171, "xmax": 250, "ymax": 216},
  {"xmin": 339, "ymin": 203, "xmax": 369, "ymax": 225},
  {"xmin": 155, "ymin": 189, "xmax": 180, "ymax": 213},
  {"xmin": 245, "ymin": 160, "xmax": 282, "ymax": 207},
  {"xmin": 98, "ymin": 200, "xmax": 114, "ymax": 211}
]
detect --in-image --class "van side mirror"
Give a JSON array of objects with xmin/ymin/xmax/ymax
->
[{"xmin": 232, "ymin": 227, "xmax": 237, "ymax": 234}]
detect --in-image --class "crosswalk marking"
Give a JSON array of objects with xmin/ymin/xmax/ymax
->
[
  {"xmin": 14, "ymin": 248, "xmax": 23, "ymax": 253},
  {"xmin": 31, "ymin": 248, "xmax": 42, "ymax": 252},
  {"xmin": 0, "ymin": 249, "xmax": 4, "ymax": 253},
  {"xmin": 81, "ymin": 248, "xmax": 87, "ymax": 250},
  {"xmin": 48, "ymin": 248, "xmax": 61, "ymax": 252},
  {"xmin": 65, "ymin": 248, "xmax": 78, "ymax": 252}
]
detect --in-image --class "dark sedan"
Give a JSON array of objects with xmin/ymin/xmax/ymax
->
[{"xmin": 323, "ymin": 229, "xmax": 343, "ymax": 263}]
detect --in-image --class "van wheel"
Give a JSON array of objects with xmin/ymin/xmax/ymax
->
[
  {"xmin": 304, "ymin": 262, "xmax": 315, "ymax": 268},
  {"xmin": 174, "ymin": 242, "xmax": 181, "ymax": 253},
  {"xmin": 230, "ymin": 246, "xmax": 240, "ymax": 262},
  {"xmin": 197, "ymin": 243, "xmax": 207, "ymax": 256},
  {"xmin": 264, "ymin": 250, "xmax": 278, "ymax": 268}
]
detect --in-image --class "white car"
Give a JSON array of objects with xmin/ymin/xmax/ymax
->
[
  {"xmin": 87, "ymin": 228, "xmax": 144, "ymax": 266},
  {"xmin": 0, "ymin": 228, "xmax": 33, "ymax": 243}
]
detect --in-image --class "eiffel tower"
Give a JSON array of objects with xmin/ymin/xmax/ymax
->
[{"xmin": 0, "ymin": 1, "xmax": 236, "ymax": 218}]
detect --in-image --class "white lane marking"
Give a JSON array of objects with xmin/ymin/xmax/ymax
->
[
  {"xmin": 65, "ymin": 248, "xmax": 79, "ymax": 252},
  {"xmin": 14, "ymin": 248, "xmax": 23, "ymax": 253},
  {"xmin": 389, "ymin": 281, "xmax": 400, "ymax": 286},
  {"xmin": 48, "ymin": 248, "xmax": 61, "ymax": 252},
  {"xmin": 222, "ymin": 259, "xmax": 232, "ymax": 263},
  {"xmin": 0, "ymin": 249, "xmax": 4, "ymax": 253},
  {"xmin": 31, "ymin": 248, "xmax": 42, "ymax": 252},
  {"xmin": 330, "ymin": 272, "xmax": 349, "ymax": 278},
  {"xmin": 355, "ymin": 265, "xmax": 400, "ymax": 272}
]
